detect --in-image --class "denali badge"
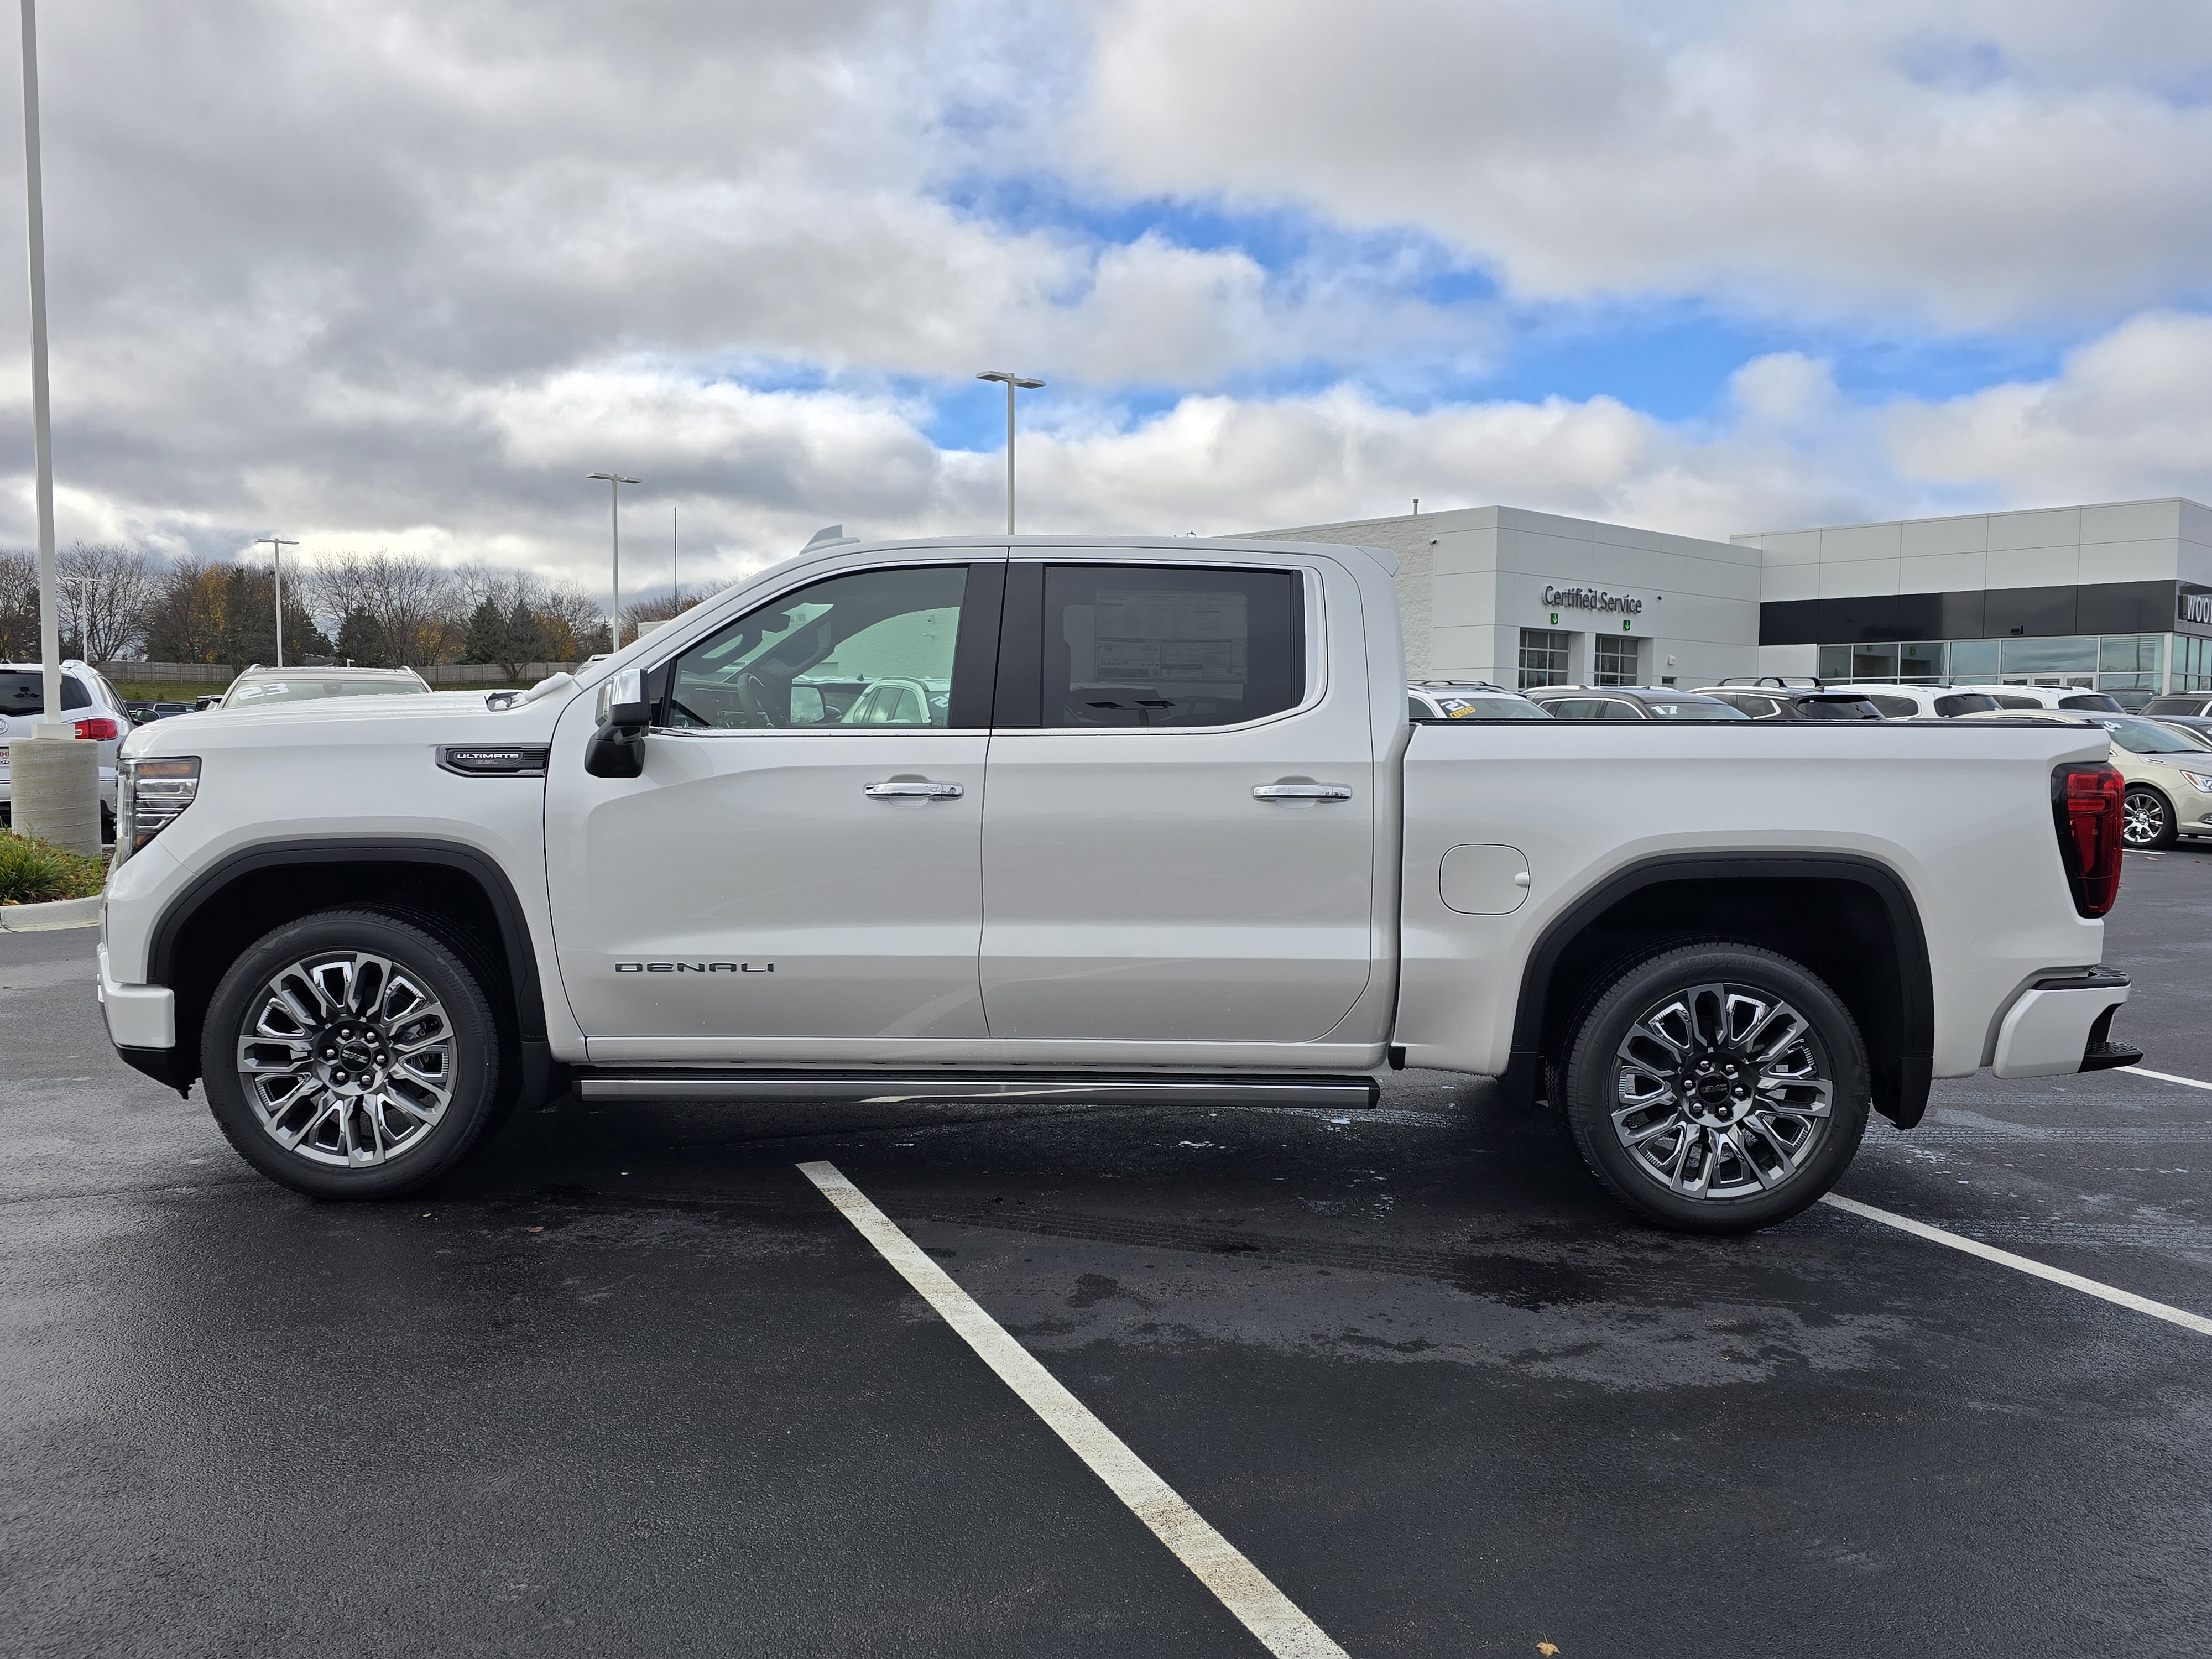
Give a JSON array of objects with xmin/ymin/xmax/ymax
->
[{"xmin": 615, "ymin": 962, "xmax": 775, "ymax": 973}]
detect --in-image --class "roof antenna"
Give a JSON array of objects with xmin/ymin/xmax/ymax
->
[{"xmin": 802, "ymin": 524, "xmax": 854, "ymax": 551}]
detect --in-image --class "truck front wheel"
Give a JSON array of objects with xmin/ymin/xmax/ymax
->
[
  {"xmin": 1556, "ymin": 943, "xmax": 1870, "ymax": 1233},
  {"xmin": 200, "ymin": 909, "xmax": 505, "ymax": 1199}
]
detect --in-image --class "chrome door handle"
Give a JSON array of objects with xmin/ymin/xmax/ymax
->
[
  {"xmin": 863, "ymin": 780, "xmax": 964, "ymax": 799},
  {"xmin": 1253, "ymin": 784, "xmax": 1353, "ymax": 801}
]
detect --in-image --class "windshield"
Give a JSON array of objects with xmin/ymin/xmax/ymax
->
[
  {"xmin": 1644, "ymin": 696, "xmax": 1750, "ymax": 721},
  {"xmin": 223, "ymin": 677, "xmax": 429, "ymax": 706},
  {"xmin": 2152, "ymin": 720, "xmax": 2212, "ymax": 750},
  {"xmin": 1432, "ymin": 694, "xmax": 1552, "ymax": 719},
  {"xmin": 2097, "ymin": 715, "xmax": 2202, "ymax": 754}
]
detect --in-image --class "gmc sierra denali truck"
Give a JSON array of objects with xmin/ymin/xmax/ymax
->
[{"xmin": 95, "ymin": 533, "xmax": 2140, "ymax": 1232}]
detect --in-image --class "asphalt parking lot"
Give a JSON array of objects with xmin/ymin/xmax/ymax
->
[{"xmin": 4, "ymin": 857, "xmax": 2210, "ymax": 1659}]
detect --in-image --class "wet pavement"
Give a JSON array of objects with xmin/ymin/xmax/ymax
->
[{"xmin": 3, "ymin": 850, "xmax": 2209, "ymax": 1657}]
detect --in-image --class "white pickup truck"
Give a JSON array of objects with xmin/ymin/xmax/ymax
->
[{"xmin": 96, "ymin": 533, "xmax": 2141, "ymax": 1231}]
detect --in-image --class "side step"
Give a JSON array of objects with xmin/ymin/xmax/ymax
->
[{"xmin": 575, "ymin": 1071, "xmax": 1380, "ymax": 1110}]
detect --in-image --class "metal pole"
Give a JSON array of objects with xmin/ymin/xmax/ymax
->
[
  {"xmin": 257, "ymin": 536, "xmax": 297, "ymax": 666},
  {"xmin": 19, "ymin": 0, "xmax": 57, "ymax": 733},
  {"xmin": 587, "ymin": 473, "xmax": 639, "ymax": 650},
  {"xmin": 672, "ymin": 504, "xmax": 678, "ymax": 603},
  {"xmin": 975, "ymin": 372, "xmax": 1045, "ymax": 538}
]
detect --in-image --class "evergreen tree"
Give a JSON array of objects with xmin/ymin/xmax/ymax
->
[
  {"xmin": 335, "ymin": 608, "xmax": 386, "ymax": 667},
  {"xmin": 502, "ymin": 601, "xmax": 547, "ymax": 676},
  {"xmin": 463, "ymin": 598, "xmax": 505, "ymax": 665}
]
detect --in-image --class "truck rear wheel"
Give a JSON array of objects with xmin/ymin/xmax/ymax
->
[
  {"xmin": 1556, "ymin": 942, "xmax": 1869, "ymax": 1233},
  {"xmin": 200, "ymin": 909, "xmax": 504, "ymax": 1199}
]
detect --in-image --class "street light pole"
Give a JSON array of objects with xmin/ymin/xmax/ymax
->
[
  {"xmin": 18, "ymin": 0, "xmax": 56, "ymax": 733},
  {"xmin": 975, "ymin": 371, "xmax": 1045, "ymax": 535},
  {"xmin": 256, "ymin": 536, "xmax": 298, "ymax": 666},
  {"xmin": 587, "ymin": 473, "xmax": 640, "ymax": 650},
  {"xmin": 9, "ymin": 0, "xmax": 96, "ymax": 853}
]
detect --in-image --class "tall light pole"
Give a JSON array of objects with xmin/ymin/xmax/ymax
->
[
  {"xmin": 975, "ymin": 370, "xmax": 1044, "ymax": 535},
  {"xmin": 671, "ymin": 504, "xmax": 679, "ymax": 605},
  {"xmin": 587, "ymin": 472, "xmax": 640, "ymax": 649},
  {"xmin": 256, "ymin": 535, "xmax": 297, "ymax": 666},
  {"xmin": 11, "ymin": 0, "xmax": 96, "ymax": 852}
]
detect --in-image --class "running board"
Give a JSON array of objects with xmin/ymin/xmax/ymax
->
[{"xmin": 575, "ymin": 1071, "xmax": 1380, "ymax": 1109}]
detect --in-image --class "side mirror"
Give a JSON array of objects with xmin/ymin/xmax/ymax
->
[{"xmin": 585, "ymin": 668, "xmax": 649, "ymax": 779}]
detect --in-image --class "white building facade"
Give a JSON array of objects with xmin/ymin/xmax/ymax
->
[
  {"xmin": 1738, "ymin": 498, "xmax": 2212, "ymax": 698},
  {"xmin": 1250, "ymin": 496, "xmax": 2212, "ymax": 701},
  {"xmin": 1249, "ymin": 504, "xmax": 1760, "ymax": 689}
]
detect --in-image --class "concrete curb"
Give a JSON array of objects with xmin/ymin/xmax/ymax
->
[{"xmin": 0, "ymin": 893, "xmax": 102, "ymax": 931}]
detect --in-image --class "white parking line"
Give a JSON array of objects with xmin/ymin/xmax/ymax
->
[
  {"xmin": 1820, "ymin": 1193, "xmax": 2212, "ymax": 1337},
  {"xmin": 798, "ymin": 1161, "xmax": 1351, "ymax": 1659},
  {"xmin": 2121, "ymin": 1064, "xmax": 2212, "ymax": 1093}
]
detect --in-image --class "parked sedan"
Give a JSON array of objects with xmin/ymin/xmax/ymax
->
[
  {"xmin": 1526, "ymin": 686, "xmax": 1750, "ymax": 721},
  {"xmin": 1962, "ymin": 708, "xmax": 2212, "ymax": 848}
]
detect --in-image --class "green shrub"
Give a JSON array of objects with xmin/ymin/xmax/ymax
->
[{"xmin": 0, "ymin": 832, "xmax": 107, "ymax": 904}]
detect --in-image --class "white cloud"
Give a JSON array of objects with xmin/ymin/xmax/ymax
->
[
  {"xmin": 1078, "ymin": 0, "xmax": 2212, "ymax": 326},
  {"xmin": 1886, "ymin": 311, "xmax": 2212, "ymax": 504}
]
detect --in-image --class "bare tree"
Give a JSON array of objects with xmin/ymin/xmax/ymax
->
[
  {"xmin": 57, "ymin": 541, "xmax": 159, "ymax": 662},
  {"xmin": 312, "ymin": 551, "xmax": 461, "ymax": 667},
  {"xmin": 0, "ymin": 550, "xmax": 34, "ymax": 659}
]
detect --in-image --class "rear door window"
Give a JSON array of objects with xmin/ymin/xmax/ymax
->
[
  {"xmin": 1864, "ymin": 694, "xmax": 1920, "ymax": 717},
  {"xmin": 1032, "ymin": 565, "xmax": 1303, "ymax": 728}
]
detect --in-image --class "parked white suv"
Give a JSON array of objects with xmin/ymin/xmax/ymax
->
[
  {"xmin": 0, "ymin": 659, "xmax": 128, "ymax": 840},
  {"xmin": 98, "ymin": 534, "xmax": 2142, "ymax": 1233},
  {"xmin": 1945, "ymin": 684, "xmax": 2128, "ymax": 714}
]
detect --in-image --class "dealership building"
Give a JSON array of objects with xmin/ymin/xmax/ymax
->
[{"xmin": 1254, "ymin": 496, "xmax": 2212, "ymax": 698}]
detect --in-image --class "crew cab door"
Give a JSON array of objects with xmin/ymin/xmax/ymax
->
[
  {"xmin": 979, "ymin": 552, "xmax": 1377, "ymax": 1042},
  {"xmin": 546, "ymin": 554, "xmax": 1004, "ymax": 1047}
]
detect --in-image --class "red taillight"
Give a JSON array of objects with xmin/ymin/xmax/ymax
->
[
  {"xmin": 2052, "ymin": 761, "xmax": 2125, "ymax": 917},
  {"xmin": 72, "ymin": 717, "xmax": 121, "ymax": 742}
]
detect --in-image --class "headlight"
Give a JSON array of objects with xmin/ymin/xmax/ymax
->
[
  {"xmin": 115, "ymin": 755, "xmax": 199, "ymax": 862},
  {"xmin": 2180, "ymin": 770, "xmax": 2212, "ymax": 794}
]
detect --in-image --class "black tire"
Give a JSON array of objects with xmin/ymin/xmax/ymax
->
[
  {"xmin": 2123, "ymin": 786, "xmax": 2177, "ymax": 850},
  {"xmin": 1556, "ymin": 942, "xmax": 1870, "ymax": 1233},
  {"xmin": 200, "ymin": 909, "xmax": 504, "ymax": 1199}
]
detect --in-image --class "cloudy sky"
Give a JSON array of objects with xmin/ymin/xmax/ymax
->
[{"xmin": 3, "ymin": 0, "xmax": 2211, "ymax": 595}]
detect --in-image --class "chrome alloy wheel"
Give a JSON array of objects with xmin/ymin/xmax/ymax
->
[
  {"xmin": 2122, "ymin": 790, "xmax": 2168, "ymax": 846},
  {"xmin": 1610, "ymin": 980, "xmax": 1835, "ymax": 1202},
  {"xmin": 234, "ymin": 952, "xmax": 456, "ymax": 1167}
]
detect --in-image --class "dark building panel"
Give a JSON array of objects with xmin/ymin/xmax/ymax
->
[
  {"xmin": 1892, "ymin": 591, "xmax": 1946, "ymax": 640},
  {"xmin": 1814, "ymin": 594, "xmax": 1897, "ymax": 641},
  {"xmin": 1983, "ymin": 586, "xmax": 2077, "ymax": 637},
  {"xmin": 1937, "ymin": 590, "xmax": 1986, "ymax": 638},
  {"xmin": 1759, "ymin": 598, "xmax": 1818, "ymax": 646},
  {"xmin": 2076, "ymin": 579, "xmax": 2178, "ymax": 634}
]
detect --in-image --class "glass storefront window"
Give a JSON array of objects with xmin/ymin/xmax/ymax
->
[
  {"xmin": 2000, "ymin": 635, "xmax": 2097, "ymax": 675},
  {"xmin": 1947, "ymin": 639, "xmax": 2000, "ymax": 679},
  {"xmin": 1817, "ymin": 644, "xmax": 1851, "ymax": 680},
  {"xmin": 1897, "ymin": 641, "xmax": 1945, "ymax": 682},
  {"xmin": 2100, "ymin": 634, "xmax": 2161, "ymax": 672},
  {"xmin": 1850, "ymin": 642, "xmax": 1897, "ymax": 680},
  {"xmin": 1518, "ymin": 628, "xmax": 1571, "ymax": 690}
]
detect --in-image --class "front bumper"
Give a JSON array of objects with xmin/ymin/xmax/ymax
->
[
  {"xmin": 1990, "ymin": 968, "xmax": 2137, "ymax": 1079},
  {"xmin": 97, "ymin": 940, "xmax": 175, "ymax": 1049}
]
